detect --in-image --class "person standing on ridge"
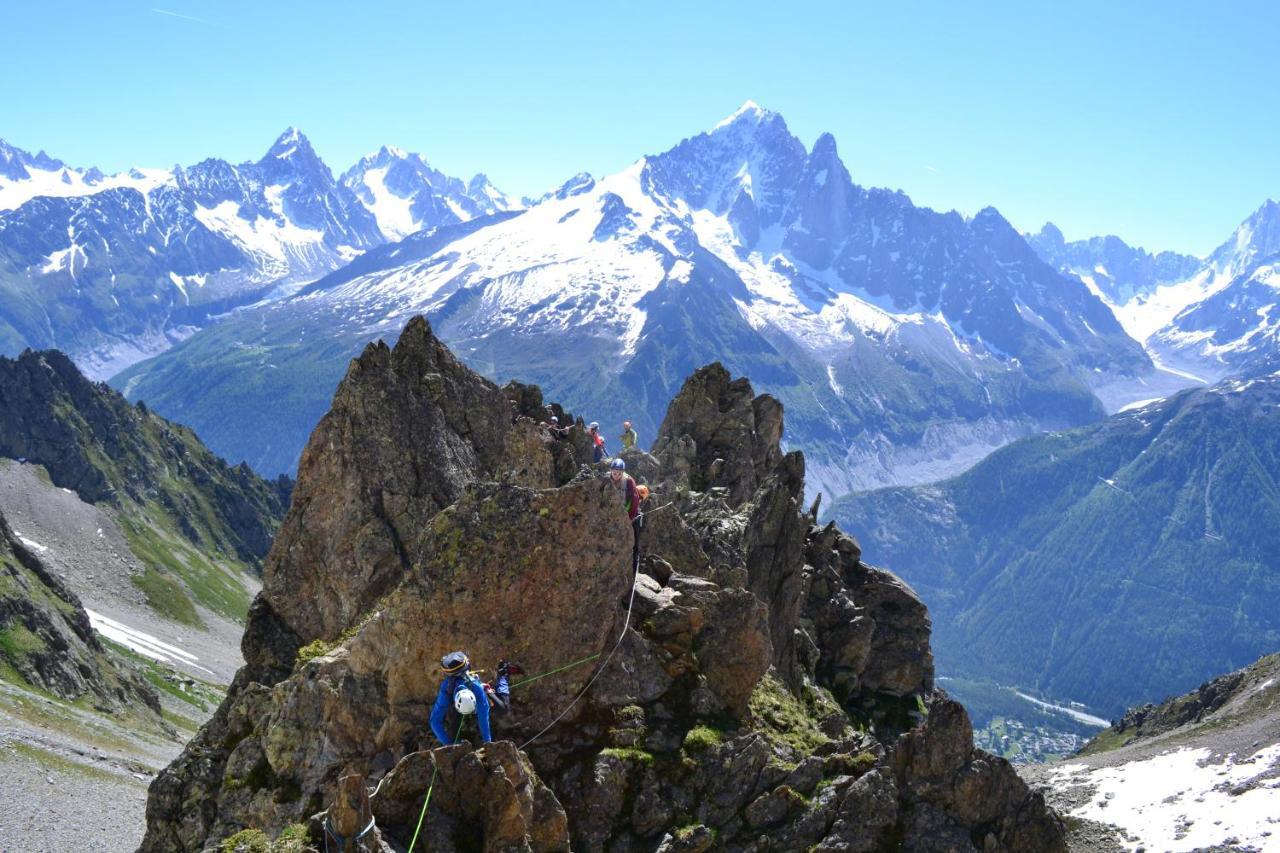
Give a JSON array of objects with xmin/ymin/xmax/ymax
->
[
  {"xmin": 544, "ymin": 415, "xmax": 569, "ymax": 438},
  {"xmin": 430, "ymin": 651, "xmax": 491, "ymax": 745},
  {"xmin": 620, "ymin": 420, "xmax": 638, "ymax": 451},
  {"xmin": 588, "ymin": 422, "xmax": 607, "ymax": 463},
  {"xmin": 608, "ymin": 458, "xmax": 642, "ymax": 560}
]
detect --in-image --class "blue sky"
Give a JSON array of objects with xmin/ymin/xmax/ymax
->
[{"xmin": 3, "ymin": 1, "xmax": 1278, "ymax": 256}]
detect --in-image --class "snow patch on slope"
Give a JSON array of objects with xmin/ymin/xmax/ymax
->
[
  {"xmin": 1051, "ymin": 745, "xmax": 1280, "ymax": 852},
  {"xmin": 86, "ymin": 609, "xmax": 214, "ymax": 675},
  {"xmin": 193, "ymin": 199, "xmax": 327, "ymax": 276},
  {"xmin": 361, "ymin": 166, "xmax": 418, "ymax": 240}
]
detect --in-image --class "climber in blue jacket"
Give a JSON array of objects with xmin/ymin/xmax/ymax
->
[{"xmin": 430, "ymin": 650, "xmax": 492, "ymax": 744}]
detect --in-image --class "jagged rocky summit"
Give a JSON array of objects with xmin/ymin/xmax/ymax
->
[{"xmin": 141, "ymin": 316, "xmax": 1065, "ymax": 852}]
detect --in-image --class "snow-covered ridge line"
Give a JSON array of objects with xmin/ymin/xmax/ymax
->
[{"xmin": 0, "ymin": 165, "xmax": 174, "ymax": 212}]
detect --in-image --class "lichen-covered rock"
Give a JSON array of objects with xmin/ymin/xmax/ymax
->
[
  {"xmin": 651, "ymin": 362, "xmax": 782, "ymax": 508},
  {"xmin": 141, "ymin": 318, "xmax": 1066, "ymax": 853}
]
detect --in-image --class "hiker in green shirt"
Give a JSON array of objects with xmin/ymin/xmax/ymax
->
[{"xmin": 620, "ymin": 420, "xmax": 638, "ymax": 451}]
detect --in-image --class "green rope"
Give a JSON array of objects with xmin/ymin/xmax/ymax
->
[
  {"xmin": 510, "ymin": 653, "xmax": 602, "ymax": 690},
  {"xmin": 406, "ymin": 716, "xmax": 465, "ymax": 853}
]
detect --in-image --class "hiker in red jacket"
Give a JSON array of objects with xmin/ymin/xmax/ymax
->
[
  {"xmin": 609, "ymin": 458, "xmax": 642, "ymax": 561},
  {"xmin": 588, "ymin": 421, "xmax": 607, "ymax": 464}
]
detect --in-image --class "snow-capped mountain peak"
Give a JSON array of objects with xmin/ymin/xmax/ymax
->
[
  {"xmin": 338, "ymin": 146, "xmax": 520, "ymax": 242},
  {"xmin": 257, "ymin": 128, "xmax": 330, "ymax": 186},
  {"xmin": 1207, "ymin": 198, "xmax": 1280, "ymax": 280},
  {"xmin": 0, "ymin": 138, "xmax": 67, "ymax": 180},
  {"xmin": 0, "ymin": 138, "xmax": 174, "ymax": 212},
  {"xmin": 713, "ymin": 99, "xmax": 768, "ymax": 131},
  {"xmin": 1144, "ymin": 200, "xmax": 1280, "ymax": 382}
]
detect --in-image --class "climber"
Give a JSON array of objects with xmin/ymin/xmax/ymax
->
[
  {"xmin": 430, "ymin": 651, "xmax": 491, "ymax": 745},
  {"xmin": 588, "ymin": 422, "xmax": 607, "ymax": 463},
  {"xmin": 608, "ymin": 458, "xmax": 643, "ymax": 559},
  {"xmin": 544, "ymin": 415, "xmax": 569, "ymax": 438},
  {"xmin": 484, "ymin": 659, "xmax": 525, "ymax": 713},
  {"xmin": 619, "ymin": 420, "xmax": 638, "ymax": 451}
]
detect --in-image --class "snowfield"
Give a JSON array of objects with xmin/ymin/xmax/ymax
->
[
  {"xmin": 1050, "ymin": 746, "xmax": 1280, "ymax": 852},
  {"xmin": 0, "ymin": 164, "xmax": 174, "ymax": 212}
]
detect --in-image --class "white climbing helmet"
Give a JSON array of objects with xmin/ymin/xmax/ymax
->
[{"xmin": 453, "ymin": 687, "xmax": 477, "ymax": 715}]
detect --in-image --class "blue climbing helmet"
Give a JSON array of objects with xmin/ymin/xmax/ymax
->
[
  {"xmin": 441, "ymin": 651, "xmax": 469, "ymax": 674},
  {"xmin": 611, "ymin": 458, "xmax": 626, "ymax": 471}
]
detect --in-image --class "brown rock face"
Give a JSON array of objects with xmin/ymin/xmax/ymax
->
[
  {"xmin": 147, "ymin": 478, "xmax": 630, "ymax": 848},
  {"xmin": 262, "ymin": 315, "xmax": 515, "ymax": 648},
  {"xmin": 141, "ymin": 318, "xmax": 1065, "ymax": 853}
]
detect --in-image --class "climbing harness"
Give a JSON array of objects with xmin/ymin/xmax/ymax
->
[{"xmin": 323, "ymin": 812, "xmax": 376, "ymax": 853}]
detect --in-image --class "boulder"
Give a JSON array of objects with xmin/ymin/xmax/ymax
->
[
  {"xmin": 263, "ymin": 315, "xmax": 515, "ymax": 646},
  {"xmin": 372, "ymin": 742, "xmax": 570, "ymax": 852}
]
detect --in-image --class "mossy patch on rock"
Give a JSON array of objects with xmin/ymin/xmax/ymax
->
[
  {"xmin": 681, "ymin": 725, "xmax": 724, "ymax": 754},
  {"xmin": 219, "ymin": 828, "xmax": 269, "ymax": 853},
  {"xmin": 748, "ymin": 673, "xmax": 833, "ymax": 755}
]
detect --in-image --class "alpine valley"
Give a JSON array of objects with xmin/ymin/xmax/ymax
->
[
  {"xmin": 834, "ymin": 372, "xmax": 1280, "ymax": 718},
  {"xmin": 4, "ymin": 97, "xmax": 1280, "ymax": 852}
]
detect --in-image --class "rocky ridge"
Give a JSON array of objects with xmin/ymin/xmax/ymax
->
[
  {"xmin": 0, "ymin": 348, "xmax": 290, "ymax": 567},
  {"xmin": 141, "ymin": 317, "xmax": 1065, "ymax": 852}
]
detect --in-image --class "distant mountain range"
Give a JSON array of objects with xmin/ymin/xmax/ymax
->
[
  {"xmin": 0, "ymin": 132, "xmax": 516, "ymax": 378},
  {"xmin": 110, "ymin": 103, "xmax": 1158, "ymax": 494},
  {"xmin": 833, "ymin": 371, "xmax": 1280, "ymax": 716},
  {"xmin": 1025, "ymin": 223, "xmax": 1201, "ymax": 306},
  {"xmin": 1029, "ymin": 201, "xmax": 1280, "ymax": 385},
  {"xmin": 6, "ymin": 104, "xmax": 1280, "ymax": 503}
]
